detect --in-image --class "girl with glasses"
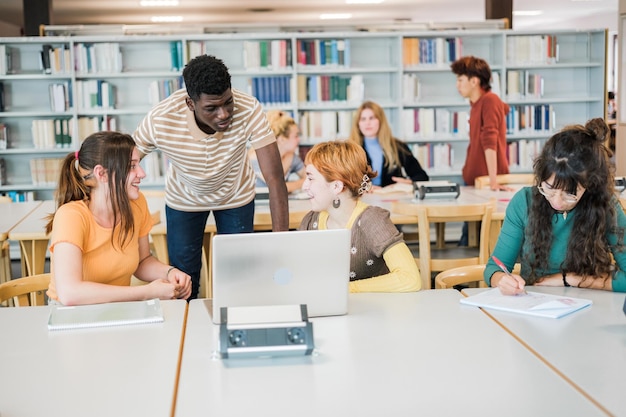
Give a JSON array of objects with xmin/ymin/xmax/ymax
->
[{"xmin": 485, "ymin": 118, "xmax": 626, "ymax": 294}]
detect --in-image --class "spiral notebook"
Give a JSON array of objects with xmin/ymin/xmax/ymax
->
[{"xmin": 48, "ymin": 299, "xmax": 164, "ymax": 331}]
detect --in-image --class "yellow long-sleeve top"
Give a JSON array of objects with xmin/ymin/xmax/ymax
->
[{"xmin": 299, "ymin": 201, "xmax": 421, "ymax": 293}]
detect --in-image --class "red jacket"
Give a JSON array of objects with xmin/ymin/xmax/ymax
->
[{"xmin": 462, "ymin": 91, "xmax": 510, "ymax": 186}]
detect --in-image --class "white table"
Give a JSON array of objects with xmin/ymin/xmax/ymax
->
[
  {"xmin": 463, "ymin": 286, "xmax": 626, "ymax": 417},
  {"xmin": 0, "ymin": 300, "xmax": 188, "ymax": 417},
  {"xmin": 175, "ymin": 290, "xmax": 605, "ymax": 416}
]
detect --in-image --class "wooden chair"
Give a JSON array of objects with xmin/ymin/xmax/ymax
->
[
  {"xmin": 408, "ymin": 202, "xmax": 494, "ymax": 289},
  {"xmin": 474, "ymin": 173, "xmax": 534, "ymax": 189},
  {"xmin": 435, "ymin": 263, "xmax": 521, "ymax": 289},
  {"xmin": 0, "ymin": 273, "xmax": 51, "ymax": 307},
  {"xmin": 435, "ymin": 264, "xmax": 488, "ymax": 289}
]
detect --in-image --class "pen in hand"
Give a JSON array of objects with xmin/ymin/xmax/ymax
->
[{"xmin": 491, "ymin": 255, "xmax": 526, "ymax": 295}]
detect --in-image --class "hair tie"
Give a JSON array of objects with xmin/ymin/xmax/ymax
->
[{"xmin": 75, "ymin": 150, "xmax": 79, "ymax": 161}]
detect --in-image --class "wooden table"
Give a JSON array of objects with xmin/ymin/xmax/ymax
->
[
  {"xmin": 0, "ymin": 300, "xmax": 188, "ymax": 417},
  {"xmin": 175, "ymin": 290, "xmax": 607, "ymax": 416},
  {"xmin": 463, "ymin": 286, "xmax": 626, "ymax": 417}
]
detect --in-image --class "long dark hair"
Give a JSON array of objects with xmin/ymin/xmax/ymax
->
[
  {"xmin": 46, "ymin": 131, "xmax": 136, "ymax": 250},
  {"xmin": 526, "ymin": 118, "xmax": 623, "ymax": 286}
]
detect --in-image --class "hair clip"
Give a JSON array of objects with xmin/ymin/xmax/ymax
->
[{"xmin": 358, "ymin": 174, "xmax": 372, "ymax": 195}]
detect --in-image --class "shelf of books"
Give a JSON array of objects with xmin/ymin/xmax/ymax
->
[{"xmin": 0, "ymin": 28, "xmax": 606, "ymax": 199}]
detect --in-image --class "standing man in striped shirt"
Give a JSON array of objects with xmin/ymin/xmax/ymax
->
[{"xmin": 134, "ymin": 55, "xmax": 289, "ymax": 299}]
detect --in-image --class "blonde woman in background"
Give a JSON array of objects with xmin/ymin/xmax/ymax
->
[
  {"xmin": 249, "ymin": 110, "xmax": 306, "ymax": 193},
  {"xmin": 349, "ymin": 101, "xmax": 428, "ymax": 189}
]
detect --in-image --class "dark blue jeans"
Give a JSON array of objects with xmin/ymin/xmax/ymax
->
[{"xmin": 165, "ymin": 200, "xmax": 255, "ymax": 300}]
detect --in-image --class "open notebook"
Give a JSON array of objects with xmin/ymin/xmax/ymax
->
[
  {"xmin": 48, "ymin": 299, "xmax": 164, "ymax": 331},
  {"xmin": 460, "ymin": 288, "xmax": 592, "ymax": 319}
]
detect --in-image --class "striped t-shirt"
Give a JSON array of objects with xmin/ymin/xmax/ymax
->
[{"xmin": 133, "ymin": 88, "xmax": 275, "ymax": 211}]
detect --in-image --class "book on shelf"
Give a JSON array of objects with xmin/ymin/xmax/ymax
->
[
  {"xmin": 506, "ymin": 104, "xmax": 555, "ymax": 134},
  {"xmin": 40, "ymin": 44, "xmax": 53, "ymax": 74},
  {"xmin": 460, "ymin": 288, "xmax": 592, "ymax": 319},
  {"xmin": 402, "ymin": 108, "xmax": 468, "ymax": 139},
  {"xmin": 507, "ymin": 139, "xmax": 542, "ymax": 170},
  {"xmin": 1, "ymin": 45, "xmax": 18, "ymax": 75},
  {"xmin": 75, "ymin": 79, "xmax": 116, "ymax": 110},
  {"xmin": 299, "ymin": 110, "xmax": 352, "ymax": 143},
  {"xmin": 296, "ymin": 74, "xmax": 360, "ymax": 103},
  {"xmin": 0, "ymin": 158, "xmax": 6, "ymax": 185},
  {"xmin": 4, "ymin": 191, "xmax": 36, "ymax": 202},
  {"xmin": 506, "ymin": 34, "xmax": 558, "ymax": 65},
  {"xmin": 49, "ymin": 82, "xmax": 69, "ymax": 113},
  {"xmin": 32, "ymin": 118, "xmax": 72, "ymax": 149},
  {"xmin": 403, "ymin": 37, "xmax": 463, "ymax": 67},
  {"xmin": 506, "ymin": 70, "xmax": 544, "ymax": 100},
  {"xmin": 149, "ymin": 77, "xmax": 184, "ymax": 106},
  {"xmin": 250, "ymin": 75, "xmax": 291, "ymax": 105},
  {"xmin": 0, "ymin": 45, "xmax": 5, "ymax": 75},
  {"xmin": 410, "ymin": 143, "xmax": 454, "ymax": 171},
  {"xmin": 190, "ymin": 39, "xmax": 294, "ymax": 70},
  {"xmin": 48, "ymin": 298, "xmax": 165, "ymax": 331},
  {"xmin": 74, "ymin": 42, "xmax": 123, "ymax": 74},
  {"xmin": 491, "ymin": 72, "xmax": 501, "ymax": 97},
  {"xmin": 0, "ymin": 123, "xmax": 7, "ymax": 150},
  {"xmin": 30, "ymin": 157, "xmax": 63, "ymax": 186},
  {"xmin": 402, "ymin": 73, "xmax": 420, "ymax": 103},
  {"xmin": 297, "ymin": 39, "xmax": 350, "ymax": 67},
  {"xmin": 77, "ymin": 116, "xmax": 117, "ymax": 141},
  {"xmin": 170, "ymin": 40, "xmax": 183, "ymax": 71}
]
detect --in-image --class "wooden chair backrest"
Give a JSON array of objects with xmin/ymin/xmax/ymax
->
[
  {"xmin": 0, "ymin": 273, "xmax": 51, "ymax": 306},
  {"xmin": 415, "ymin": 202, "xmax": 494, "ymax": 290},
  {"xmin": 474, "ymin": 174, "xmax": 534, "ymax": 189},
  {"xmin": 435, "ymin": 264, "xmax": 488, "ymax": 289},
  {"xmin": 435, "ymin": 263, "xmax": 522, "ymax": 289}
]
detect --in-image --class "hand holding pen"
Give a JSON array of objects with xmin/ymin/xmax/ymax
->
[{"xmin": 491, "ymin": 255, "xmax": 527, "ymax": 296}]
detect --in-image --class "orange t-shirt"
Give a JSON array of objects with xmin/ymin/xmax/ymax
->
[{"xmin": 47, "ymin": 192, "xmax": 153, "ymax": 301}]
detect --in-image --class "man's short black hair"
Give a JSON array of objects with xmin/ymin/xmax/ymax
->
[{"xmin": 183, "ymin": 55, "xmax": 232, "ymax": 101}]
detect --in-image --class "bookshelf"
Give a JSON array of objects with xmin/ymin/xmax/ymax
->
[{"xmin": 0, "ymin": 28, "xmax": 606, "ymax": 199}]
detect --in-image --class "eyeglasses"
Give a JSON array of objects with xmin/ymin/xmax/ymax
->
[{"xmin": 537, "ymin": 184, "xmax": 580, "ymax": 204}]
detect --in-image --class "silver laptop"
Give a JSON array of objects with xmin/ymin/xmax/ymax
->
[{"xmin": 211, "ymin": 229, "xmax": 351, "ymax": 323}]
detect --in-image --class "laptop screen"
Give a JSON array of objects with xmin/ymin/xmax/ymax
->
[{"xmin": 211, "ymin": 229, "xmax": 351, "ymax": 323}]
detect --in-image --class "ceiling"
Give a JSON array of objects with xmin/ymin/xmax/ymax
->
[{"xmin": 0, "ymin": 0, "xmax": 619, "ymax": 34}]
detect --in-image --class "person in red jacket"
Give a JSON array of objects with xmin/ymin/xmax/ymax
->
[
  {"xmin": 451, "ymin": 56, "xmax": 510, "ymax": 190},
  {"xmin": 451, "ymin": 56, "xmax": 510, "ymax": 246}
]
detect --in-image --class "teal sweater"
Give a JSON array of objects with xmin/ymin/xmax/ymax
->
[{"xmin": 484, "ymin": 187, "xmax": 626, "ymax": 292}]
